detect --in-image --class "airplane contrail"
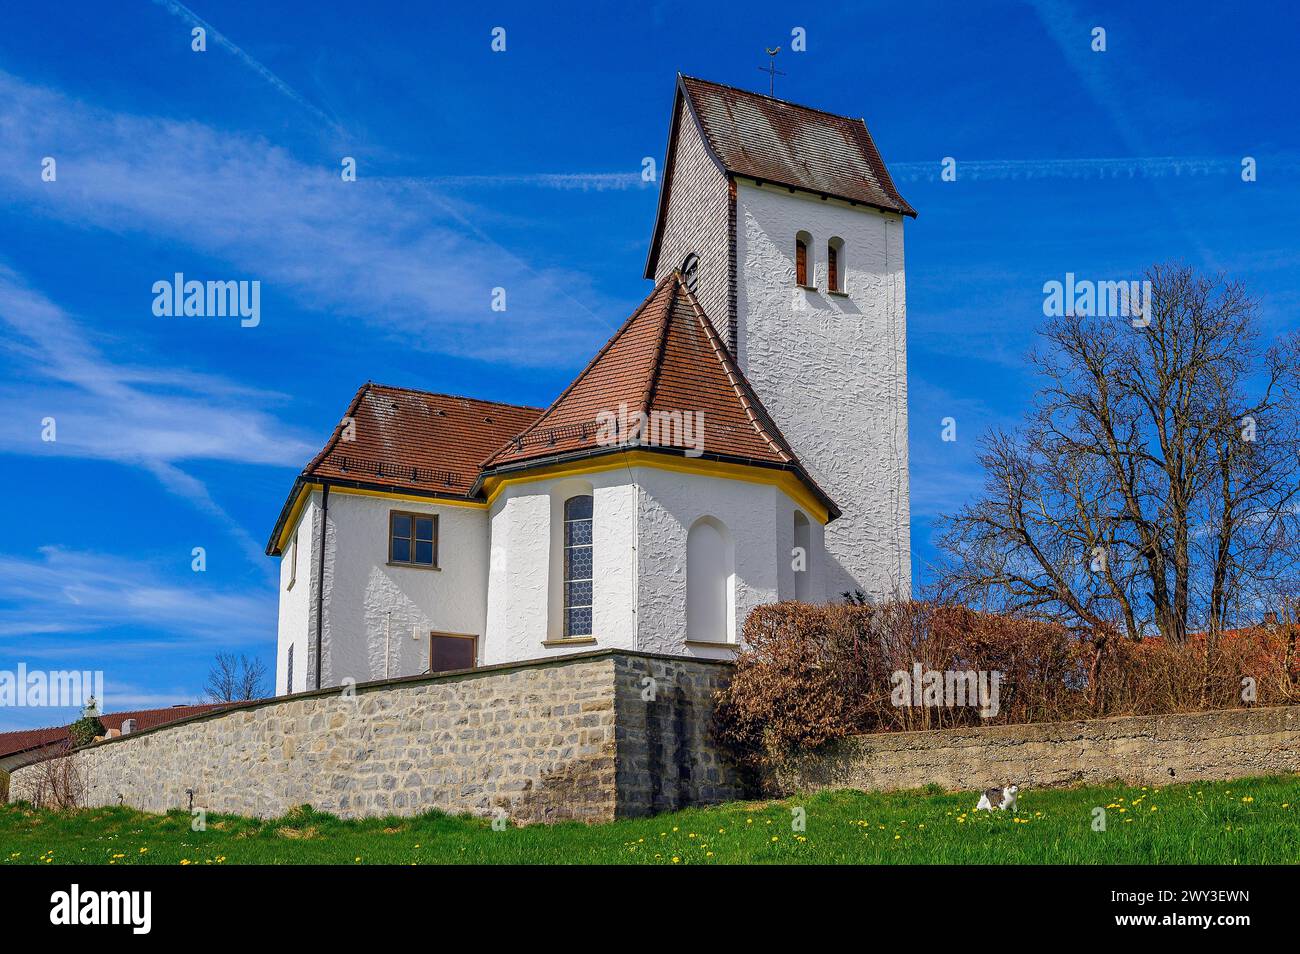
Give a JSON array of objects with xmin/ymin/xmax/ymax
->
[{"xmin": 148, "ymin": 0, "xmax": 344, "ymax": 134}]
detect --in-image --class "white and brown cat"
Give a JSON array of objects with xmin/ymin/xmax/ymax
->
[{"xmin": 976, "ymin": 784, "xmax": 1019, "ymax": 812}]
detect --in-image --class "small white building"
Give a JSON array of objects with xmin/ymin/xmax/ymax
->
[{"xmin": 266, "ymin": 75, "xmax": 915, "ymax": 693}]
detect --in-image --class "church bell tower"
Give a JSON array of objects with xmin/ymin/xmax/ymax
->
[{"xmin": 645, "ymin": 74, "xmax": 916, "ymax": 601}]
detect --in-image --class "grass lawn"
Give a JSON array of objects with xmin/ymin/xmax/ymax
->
[{"xmin": 2, "ymin": 774, "xmax": 1296, "ymax": 865}]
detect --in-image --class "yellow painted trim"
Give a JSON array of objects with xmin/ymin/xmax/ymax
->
[
  {"xmin": 483, "ymin": 451, "xmax": 830, "ymax": 524},
  {"xmin": 273, "ymin": 483, "xmax": 316, "ymax": 555}
]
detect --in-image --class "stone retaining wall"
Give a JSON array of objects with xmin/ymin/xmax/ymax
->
[
  {"xmin": 8, "ymin": 651, "xmax": 741, "ymax": 824},
  {"xmin": 777, "ymin": 705, "xmax": 1300, "ymax": 794},
  {"xmin": 12, "ymin": 656, "xmax": 1296, "ymax": 823}
]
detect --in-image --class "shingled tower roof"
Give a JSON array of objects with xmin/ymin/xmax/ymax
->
[
  {"xmin": 683, "ymin": 75, "xmax": 914, "ymax": 212},
  {"xmin": 647, "ymin": 74, "xmax": 915, "ymax": 279}
]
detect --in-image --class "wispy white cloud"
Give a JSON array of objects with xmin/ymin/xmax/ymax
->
[
  {"xmin": 0, "ymin": 266, "xmax": 312, "ymax": 563},
  {"xmin": 396, "ymin": 172, "xmax": 652, "ymax": 191},
  {"xmin": 0, "ymin": 546, "xmax": 274, "ymax": 725},
  {"xmin": 0, "ymin": 546, "xmax": 274, "ymax": 648},
  {"xmin": 0, "ymin": 69, "xmax": 628, "ymax": 366}
]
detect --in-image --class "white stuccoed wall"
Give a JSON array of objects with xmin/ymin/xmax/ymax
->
[
  {"xmin": 274, "ymin": 495, "xmax": 317, "ymax": 695},
  {"xmin": 484, "ymin": 472, "xmax": 638, "ymax": 664},
  {"xmin": 636, "ymin": 466, "xmax": 824, "ymax": 659},
  {"xmin": 651, "ymin": 99, "xmax": 732, "ymax": 342},
  {"xmin": 734, "ymin": 180, "xmax": 912, "ymax": 600},
  {"xmin": 274, "ymin": 489, "xmax": 491, "ymax": 691},
  {"xmin": 277, "ymin": 467, "xmax": 829, "ymax": 682},
  {"xmin": 482, "ymin": 464, "xmax": 825, "ymax": 664}
]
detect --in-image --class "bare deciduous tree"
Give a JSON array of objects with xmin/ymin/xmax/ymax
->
[
  {"xmin": 204, "ymin": 652, "xmax": 268, "ymax": 702},
  {"xmin": 939, "ymin": 263, "xmax": 1300, "ymax": 642},
  {"xmin": 19, "ymin": 754, "xmax": 88, "ymax": 809}
]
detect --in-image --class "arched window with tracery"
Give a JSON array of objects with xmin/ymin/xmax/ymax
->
[{"xmin": 563, "ymin": 494, "xmax": 593, "ymax": 637}]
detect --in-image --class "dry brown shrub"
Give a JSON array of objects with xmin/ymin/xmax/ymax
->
[{"xmin": 713, "ymin": 600, "xmax": 1300, "ymax": 773}]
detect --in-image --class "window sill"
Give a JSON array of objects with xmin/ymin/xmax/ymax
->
[
  {"xmin": 797, "ymin": 283, "xmax": 818, "ymax": 292},
  {"xmin": 827, "ymin": 289, "xmax": 850, "ymax": 297},
  {"xmin": 684, "ymin": 640, "xmax": 738, "ymax": 650},
  {"xmin": 542, "ymin": 637, "xmax": 597, "ymax": 647},
  {"xmin": 387, "ymin": 561, "xmax": 441, "ymax": 571}
]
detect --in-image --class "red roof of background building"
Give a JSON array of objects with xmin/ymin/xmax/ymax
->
[{"xmin": 0, "ymin": 704, "xmax": 233, "ymax": 760}]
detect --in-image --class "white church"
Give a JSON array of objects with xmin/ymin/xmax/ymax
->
[{"xmin": 266, "ymin": 75, "xmax": 916, "ymax": 694}]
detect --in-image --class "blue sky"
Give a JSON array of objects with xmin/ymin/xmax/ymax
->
[{"xmin": 1, "ymin": 0, "xmax": 1297, "ymax": 730}]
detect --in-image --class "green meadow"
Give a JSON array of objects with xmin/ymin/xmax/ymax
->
[{"xmin": 2, "ymin": 775, "xmax": 1296, "ymax": 865}]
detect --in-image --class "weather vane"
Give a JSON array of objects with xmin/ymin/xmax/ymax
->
[{"xmin": 758, "ymin": 46, "xmax": 786, "ymax": 97}]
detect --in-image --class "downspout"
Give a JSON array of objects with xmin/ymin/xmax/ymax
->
[{"xmin": 314, "ymin": 483, "xmax": 330, "ymax": 690}]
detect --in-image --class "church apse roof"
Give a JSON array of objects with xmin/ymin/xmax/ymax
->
[{"xmin": 477, "ymin": 272, "xmax": 839, "ymax": 519}]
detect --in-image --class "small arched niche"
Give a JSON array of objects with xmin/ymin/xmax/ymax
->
[
  {"xmin": 793, "ymin": 510, "xmax": 812, "ymax": 601},
  {"xmin": 686, "ymin": 516, "xmax": 735, "ymax": 643}
]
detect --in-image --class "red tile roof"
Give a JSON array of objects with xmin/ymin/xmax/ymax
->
[
  {"xmin": 0, "ymin": 704, "xmax": 231, "ymax": 760},
  {"xmin": 305, "ymin": 384, "xmax": 543, "ymax": 497},
  {"xmin": 479, "ymin": 272, "xmax": 837, "ymax": 516},
  {"xmin": 268, "ymin": 276, "xmax": 838, "ymax": 534},
  {"xmin": 267, "ymin": 385, "xmax": 544, "ymax": 553},
  {"xmin": 681, "ymin": 75, "xmax": 915, "ymax": 214}
]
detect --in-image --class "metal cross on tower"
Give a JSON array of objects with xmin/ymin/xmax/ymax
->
[{"xmin": 758, "ymin": 46, "xmax": 786, "ymax": 97}]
